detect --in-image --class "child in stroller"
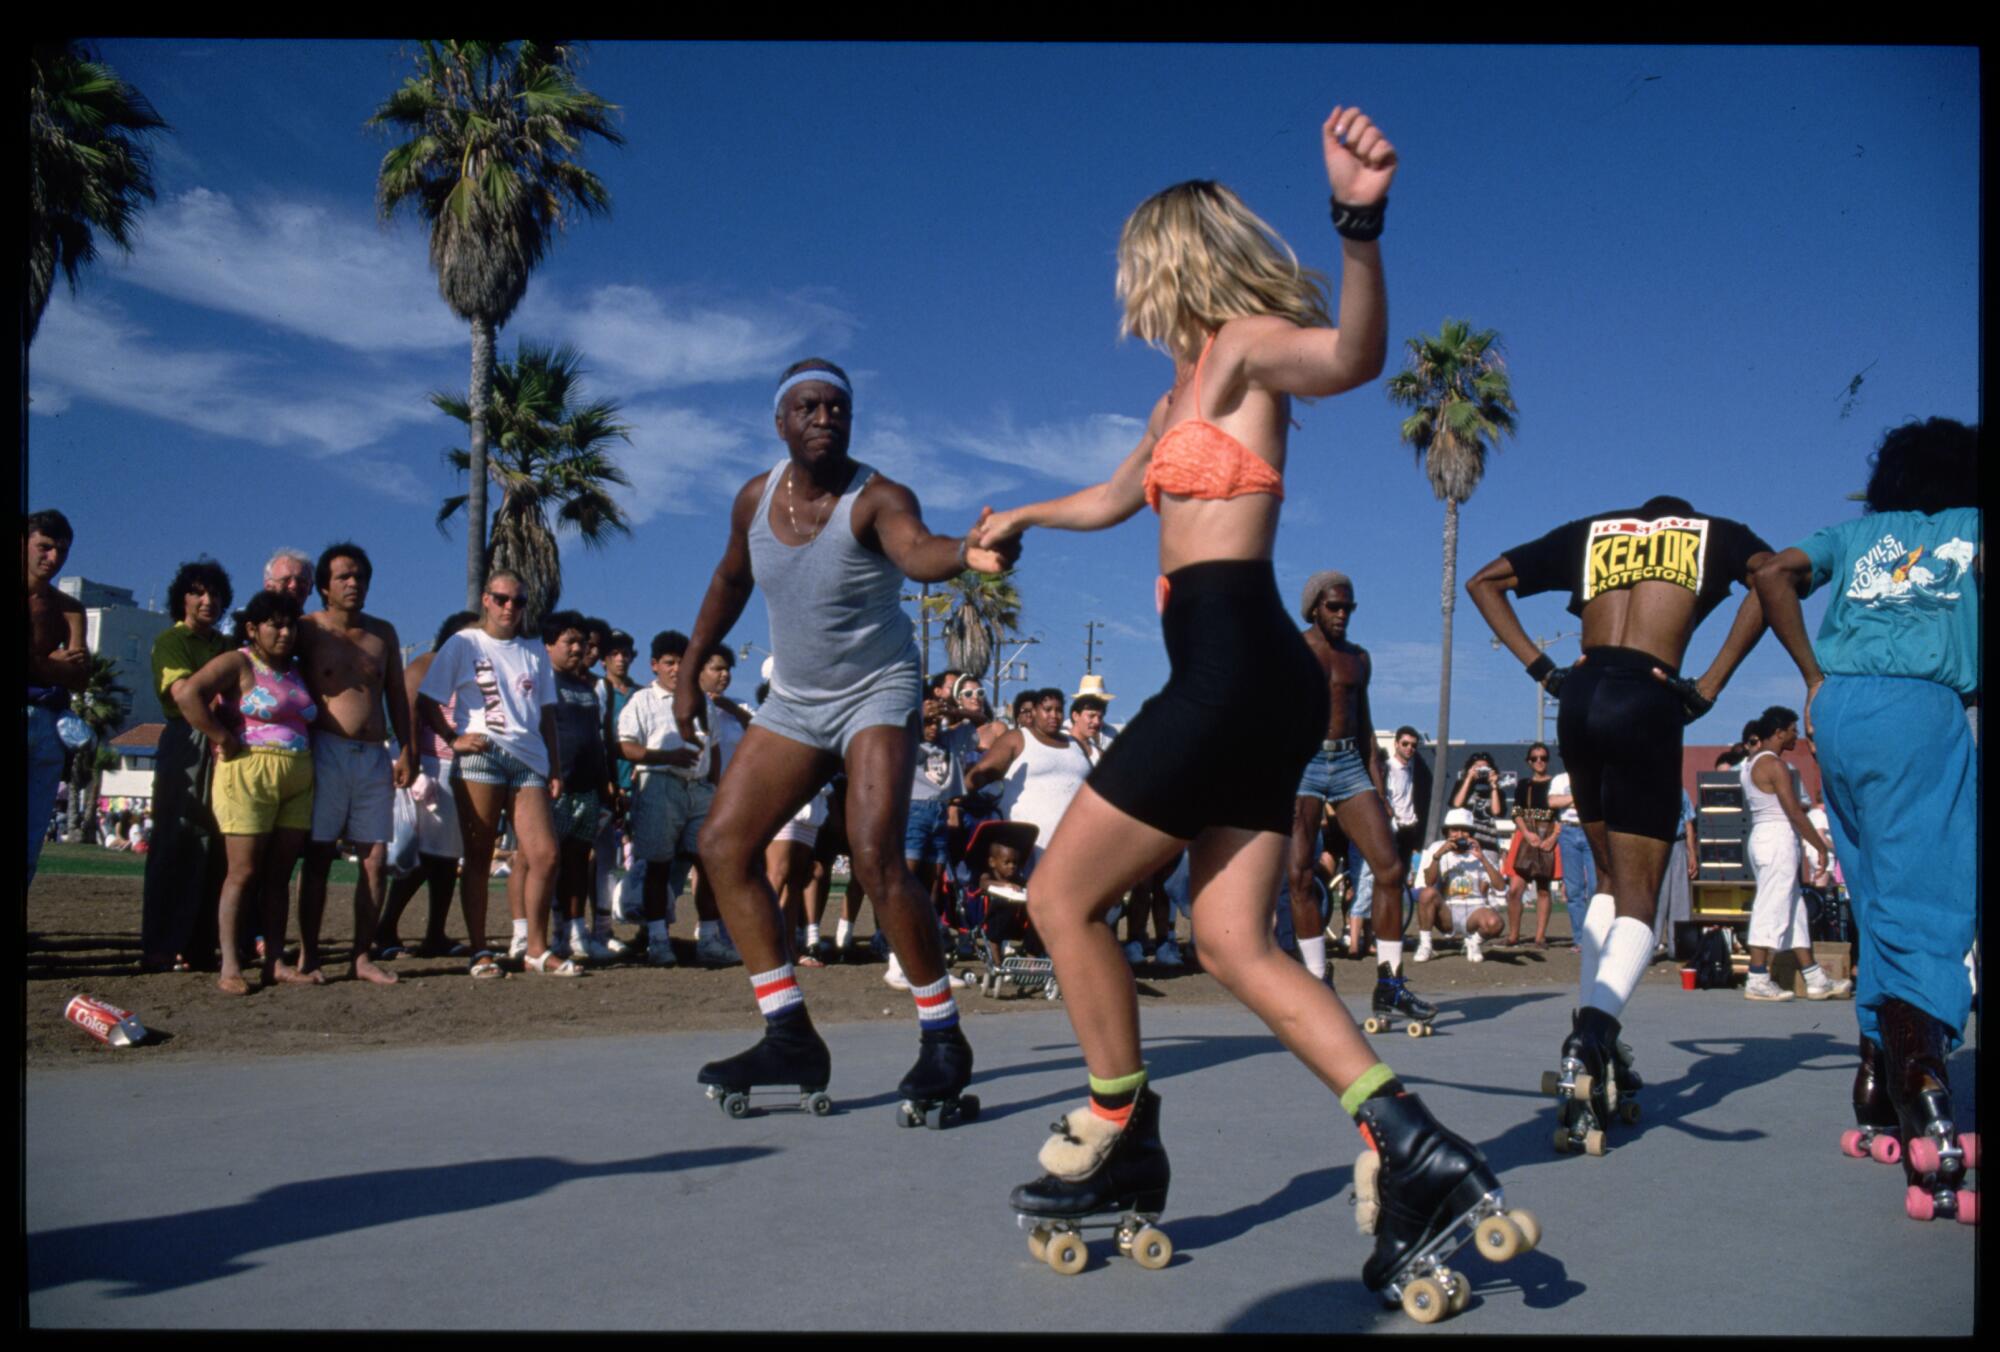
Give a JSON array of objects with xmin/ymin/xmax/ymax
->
[{"xmin": 950, "ymin": 818, "xmax": 1060, "ymax": 1000}]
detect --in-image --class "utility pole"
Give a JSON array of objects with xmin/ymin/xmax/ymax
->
[
  {"xmin": 993, "ymin": 633, "xmax": 1041, "ymax": 714},
  {"xmin": 1083, "ymin": 619, "xmax": 1103, "ymax": 675},
  {"xmin": 1491, "ymin": 631, "xmax": 1576, "ymax": 742}
]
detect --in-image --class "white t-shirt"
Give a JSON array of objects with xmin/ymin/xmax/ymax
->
[
  {"xmin": 1384, "ymin": 753, "xmax": 1419, "ymax": 827},
  {"xmin": 616, "ymin": 684, "xmax": 712, "ymax": 782},
  {"xmin": 1427, "ymin": 844, "xmax": 1493, "ymax": 903},
  {"xmin": 419, "ymin": 628, "xmax": 557, "ymax": 776},
  {"xmin": 1550, "ymin": 772, "xmax": 1580, "ymax": 826}
]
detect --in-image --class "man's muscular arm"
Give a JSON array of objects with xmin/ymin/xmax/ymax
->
[
  {"xmin": 675, "ymin": 476, "xmax": 764, "ymax": 741},
  {"xmin": 859, "ymin": 476, "xmax": 1019, "ymax": 583}
]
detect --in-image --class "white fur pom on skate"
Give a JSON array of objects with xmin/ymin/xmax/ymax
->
[
  {"xmin": 1038, "ymin": 1107, "xmax": 1125, "ymax": 1180},
  {"xmin": 1352, "ymin": 1148, "xmax": 1381, "ymax": 1234}
]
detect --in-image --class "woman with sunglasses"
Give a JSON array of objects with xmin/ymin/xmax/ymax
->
[
  {"xmin": 1502, "ymin": 744, "xmax": 1561, "ymax": 949},
  {"xmin": 416, "ymin": 571, "xmax": 578, "ymax": 978}
]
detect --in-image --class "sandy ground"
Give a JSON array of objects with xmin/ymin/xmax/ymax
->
[{"xmin": 24, "ymin": 871, "xmax": 1613, "ymax": 1069}]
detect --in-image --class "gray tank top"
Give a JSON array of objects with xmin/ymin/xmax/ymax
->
[{"xmin": 748, "ymin": 458, "xmax": 920, "ymax": 703}]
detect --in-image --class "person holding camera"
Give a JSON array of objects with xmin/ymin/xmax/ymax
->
[{"xmin": 1450, "ymin": 753, "xmax": 1505, "ymax": 857}]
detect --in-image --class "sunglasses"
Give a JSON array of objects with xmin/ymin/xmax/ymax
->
[
  {"xmin": 486, "ymin": 592, "xmax": 525, "ymax": 608},
  {"xmin": 1528, "ymin": 755, "xmax": 1548, "ymax": 763},
  {"xmin": 1322, "ymin": 600, "xmax": 1356, "ymax": 613}
]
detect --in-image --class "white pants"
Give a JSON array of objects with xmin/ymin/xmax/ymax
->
[{"xmin": 1747, "ymin": 823, "xmax": 1811, "ymax": 951}]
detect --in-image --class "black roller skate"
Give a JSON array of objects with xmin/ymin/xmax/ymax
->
[
  {"xmin": 1542, "ymin": 1007, "xmax": 1638, "ymax": 1155},
  {"xmin": 1880, "ymin": 999, "xmax": 1980, "ymax": 1224},
  {"xmin": 1365, "ymin": 966, "xmax": 1437, "ymax": 1037},
  {"xmin": 1353, "ymin": 1089, "xmax": 1540, "ymax": 1324},
  {"xmin": 896, "ymin": 1024, "xmax": 980, "ymax": 1129},
  {"xmin": 1011, "ymin": 1085, "xmax": 1174, "ymax": 1275},
  {"xmin": 697, "ymin": 1013, "xmax": 834, "ymax": 1118},
  {"xmin": 1838, "ymin": 1035, "xmax": 1904, "ymax": 1165}
]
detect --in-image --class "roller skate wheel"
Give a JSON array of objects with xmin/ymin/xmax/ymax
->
[
  {"xmin": 1906, "ymin": 1186, "xmax": 1936, "ymax": 1221},
  {"xmin": 1027, "ymin": 1226, "xmax": 1051, "ymax": 1263},
  {"xmin": 1364, "ymin": 1017, "xmax": 1385, "ymax": 1035},
  {"xmin": 1908, "ymin": 1136, "xmax": 1943, "ymax": 1174},
  {"xmin": 1953, "ymin": 1191, "xmax": 1977, "ymax": 1225},
  {"xmin": 1046, "ymin": 1233, "xmax": 1088, "ymax": 1275},
  {"xmin": 1572, "ymin": 1071, "xmax": 1595, "ymax": 1103},
  {"xmin": 808, "ymin": 1092, "xmax": 833, "ymax": 1117},
  {"xmin": 1870, "ymin": 1133, "xmax": 1902, "ymax": 1166},
  {"xmin": 1508, "ymin": 1208, "xmax": 1542, "ymax": 1251},
  {"xmin": 1400, "ymin": 1275, "xmax": 1450, "ymax": 1324},
  {"xmin": 1619, "ymin": 1099, "xmax": 1642, "ymax": 1125},
  {"xmin": 1407, "ymin": 1020, "xmax": 1426, "ymax": 1038},
  {"xmin": 1959, "ymin": 1133, "xmax": 1979, "ymax": 1169},
  {"xmin": 1476, "ymin": 1214, "xmax": 1526, "ymax": 1262},
  {"xmin": 1130, "ymin": 1225, "xmax": 1173, "ymax": 1270},
  {"xmin": 1840, "ymin": 1129, "xmax": 1868, "ymax": 1159},
  {"xmin": 896, "ymin": 1102, "xmax": 923, "ymax": 1129},
  {"xmin": 723, "ymin": 1093, "xmax": 749, "ymax": 1119},
  {"xmin": 1447, "ymin": 1270, "xmax": 1472, "ymax": 1315},
  {"xmin": 1540, "ymin": 1070, "xmax": 1562, "ymax": 1097},
  {"xmin": 1583, "ymin": 1128, "xmax": 1606, "ymax": 1157},
  {"xmin": 1551, "ymin": 1127, "xmax": 1574, "ymax": 1154},
  {"xmin": 958, "ymin": 1094, "xmax": 981, "ymax": 1122}
]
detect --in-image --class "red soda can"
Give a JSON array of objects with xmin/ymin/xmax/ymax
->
[{"xmin": 64, "ymin": 995, "xmax": 148, "ymax": 1047}]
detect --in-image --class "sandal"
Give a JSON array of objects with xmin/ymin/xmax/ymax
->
[
  {"xmin": 375, "ymin": 944, "xmax": 407, "ymax": 961},
  {"xmin": 524, "ymin": 949, "xmax": 584, "ymax": 977},
  {"xmin": 469, "ymin": 950, "xmax": 504, "ymax": 980}
]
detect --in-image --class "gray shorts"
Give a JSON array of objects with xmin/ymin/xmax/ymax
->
[
  {"xmin": 632, "ymin": 774, "xmax": 714, "ymax": 864},
  {"xmin": 752, "ymin": 661, "xmax": 922, "ymax": 758},
  {"xmin": 311, "ymin": 733, "xmax": 395, "ymax": 844}
]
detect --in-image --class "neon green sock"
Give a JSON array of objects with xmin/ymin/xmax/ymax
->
[
  {"xmin": 1087, "ymin": 1066, "xmax": 1148, "ymax": 1099},
  {"xmin": 1340, "ymin": 1062, "xmax": 1397, "ymax": 1118}
]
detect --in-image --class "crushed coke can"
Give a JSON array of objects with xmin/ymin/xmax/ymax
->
[{"xmin": 65, "ymin": 995, "xmax": 148, "ymax": 1047}]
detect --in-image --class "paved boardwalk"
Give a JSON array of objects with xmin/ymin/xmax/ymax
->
[{"xmin": 25, "ymin": 986, "xmax": 1978, "ymax": 1332}]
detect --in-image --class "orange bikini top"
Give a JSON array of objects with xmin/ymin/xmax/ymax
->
[{"xmin": 1143, "ymin": 331, "xmax": 1285, "ymax": 514}]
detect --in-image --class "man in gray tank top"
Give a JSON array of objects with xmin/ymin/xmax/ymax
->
[{"xmin": 675, "ymin": 358, "xmax": 1021, "ymax": 1122}]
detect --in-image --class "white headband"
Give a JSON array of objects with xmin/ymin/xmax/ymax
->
[{"xmin": 773, "ymin": 368, "xmax": 852, "ymax": 412}]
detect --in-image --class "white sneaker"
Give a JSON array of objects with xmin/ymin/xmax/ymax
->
[
  {"xmin": 646, "ymin": 940, "xmax": 678, "ymax": 968},
  {"xmin": 1413, "ymin": 943, "xmax": 1435, "ymax": 964},
  {"xmin": 883, "ymin": 963, "xmax": 911, "ymax": 991},
  {"xmin": 1804, "ymin": 972, "xmax": 1853, "ymax": 1000},
  {"xmin": 1155, "ymin": 939, "xmax": 1183, "ymax": 969},
  {"xmin": 1465, "ymin": 932, "xmax": 1485, "ymax": 963},
  {"xmin": 1744, "ymin": 972, "xmax": 1795, "ymax": 1002},
  {"xmin": 605, "ymin": 935, "xmax": 638, "ymax": 959},
  {"xmin": 1122, "ymin": 940, "xmax": 1144, "ymax": 966},
  {"xmin": 506, "ymin": 934, "xmax": 528, "ymax": 960},
  {"xmin": 947, "ymin": 970, "xmax": 969, "ymax": 989},
  {"xmin": 696, "ymin": 933, "xmax": 741, "ymax": 967}
]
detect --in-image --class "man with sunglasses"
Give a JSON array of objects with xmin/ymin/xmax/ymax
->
[{"xmin": 1289, "ymin": 572, "xmax": 1433, "ymax": 1028}]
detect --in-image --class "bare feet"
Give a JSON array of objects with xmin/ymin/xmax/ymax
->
[
  {"xmin": 217, "ymin": 973, "xmax": 250, "ymax": 996},
  {"xmin": 352, "ymin": 954, "xmax": 399, "ymax": 986},
  {"xmin": 274, "ymin": 962, "xmax": 324, "ymax": 986}
]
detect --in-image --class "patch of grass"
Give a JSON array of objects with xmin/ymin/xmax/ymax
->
[{"xmin": 35, "ymin": 842, "xmax": 362, "ymax": 885}]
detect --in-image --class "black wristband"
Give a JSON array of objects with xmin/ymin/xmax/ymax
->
[
  {"xmin": 1330, "ymin": 195, "xmax": 1387, "ymax": 242},
  {"xmin": 1526, "ymin": 654, "xmax": 1556, "ymax": 684}
]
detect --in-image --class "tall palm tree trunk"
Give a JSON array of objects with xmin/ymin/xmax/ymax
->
[
  {"xmin": 465, "ymin": 316, "xmax": 496, "ymax": 609},
  {"xmin": 1426, "ymin": 498, "xmax": 1461, "ymax": 844}
]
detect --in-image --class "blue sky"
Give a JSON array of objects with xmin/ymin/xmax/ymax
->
[{"xmin": 29, "ymin": 42, "xmax": 1980, "ymax": 741}]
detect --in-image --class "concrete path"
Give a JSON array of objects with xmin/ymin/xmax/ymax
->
[{"xmin": 25, "ymin": 985, "xmax": 1978, "ymax": 1332}]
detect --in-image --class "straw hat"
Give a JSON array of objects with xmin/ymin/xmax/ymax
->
[{"xmin": 1071, "ymin": 673, "xmax": 1116, "ymax": 703}]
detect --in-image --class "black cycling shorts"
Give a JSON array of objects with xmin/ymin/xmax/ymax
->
[
  {"xmin": 1554, "ymin": 646, "xmax": 1685, "ymax": 843},
  {"xmin": 1088, "ymin": 560, "xmax": 1327, "ymax": 840}
]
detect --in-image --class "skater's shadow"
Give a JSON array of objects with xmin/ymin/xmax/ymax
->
[
  {"xmin": 1420, "ymin": 988, "xmax": 1568, "ymax": 1035},
  {"xmin": 1221, "ymin": 1248, "xmax": 1582, "ymax": 1330},
  {"xmin": 27, "ymin": 1145, "xmax": 774, "ymax": 1297},
  {"xmin": 1169, "ymin": 1163, "xmax": 1350, "ymax": 1257}
]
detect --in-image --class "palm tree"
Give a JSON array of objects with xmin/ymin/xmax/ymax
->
[
  {"xmin": 1386, "ymin": 319, "xmax": 1519, "ymax": 842},
  {"xmin": 925, "ymin": 572, "xmax": 1022, "ymax": 705},
  {"xmin": 370, "ymin": 40, "xmax": 622, "ymax": 610},
  {"xmin": 65, "ymin": 656, "xmax": 131, "ymax": 843},
  {"xmin": 433, "ymin": 340, "xmax": 633, "ymax": 628},
  {"xmin": 25, "ymin": 40, "xmax": 167, "ymax": 508}
]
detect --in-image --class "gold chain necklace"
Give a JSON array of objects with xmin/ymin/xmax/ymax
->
[{"xmin": 785, "ymin": 466, "xmax": 835, "ymax": 542}]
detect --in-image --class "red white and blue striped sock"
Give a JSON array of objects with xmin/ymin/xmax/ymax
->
[
  {"xmin": 909, "ymin": 973, "xmax": 959, "ymax": 1031},
  {"xmin": 750, "ymin": 964, "xmax": 805, "ymax": 1024}
]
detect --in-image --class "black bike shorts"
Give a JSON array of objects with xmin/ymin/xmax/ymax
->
[{"xmin": 1554, "ymin": 645, "xmax": 1685, "ymax": 843}]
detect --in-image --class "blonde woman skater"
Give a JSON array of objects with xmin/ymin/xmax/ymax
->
[{"xmin": 976, "ymin": 107, "xmax": 1535, "ymax": 1312}]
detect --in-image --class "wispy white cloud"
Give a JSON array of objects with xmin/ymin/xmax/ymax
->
[
  {"xmin": 949, "ymin": 411, "xmax": 1145, "ymax": 486},
  {"xmin": 855, "ymin": 414, "xmax": 1015, "ymax": 517},
  {"xmin": 616, "ymin": 403, "xmax": 767, "ymax": 522},
  {"xmin": 1366, "ymin": 639, "xmax": 1448, "ymax": 706},
  {"xmin": 114, "ymin": 188, "xmax": 464, "ymax": 352}
]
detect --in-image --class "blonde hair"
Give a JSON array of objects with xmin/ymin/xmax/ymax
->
[{"xmin": 1117, "ymin": 180, "xmax": 1331, "ymax": 364}]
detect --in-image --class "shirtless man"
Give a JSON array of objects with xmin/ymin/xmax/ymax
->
[
  {"xmin": 294, "ymin": 542, "xmax": 414, "ymax": 985},
  {"xmin": 25, "ymin": 510, "xmax": 89, "ymax": 884},
  {"xmin": 1468, "ymin": 494, "xmax": 1771, "ymax": 1151},
  {"xmin": 677, "ymin": 357, "xmax": 1018, "ymax": 1121}
]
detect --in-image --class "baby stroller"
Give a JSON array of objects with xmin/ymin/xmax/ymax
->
[{"xmin": 949, "ymin": 819, "xmax": 1060, "ymax": 1001}]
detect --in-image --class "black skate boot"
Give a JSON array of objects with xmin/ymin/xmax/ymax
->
[
  {"xmin": 1366, "ymin": 965, "xmax": 1437, "ymax": 1037},
  {"xmin": 1011, "ymin": 1086, "xmax": 1174, "ymax": 1274},
  {"xmin": 1880, "ymin": 998, "xmax": 1979, "ymax": 1223},
  {"xmin": 1543, "ymin": 1007, "xmax": 1633, "ymax": 1154},
  {"xmin": 896, "ymin": 1024, "xmax": 979, "ymax": 1128},
  {"xmin": 697, "ymin": 1012, "xmax": 834, "ymax": 1118},
  {"xmin": 1839, "ymin": 1034, "xmax": 1903, "ymax": 1164},
  {"xmin": 1353, "ymin": 1089, "xmax": 1539, "ymax": 1322}
]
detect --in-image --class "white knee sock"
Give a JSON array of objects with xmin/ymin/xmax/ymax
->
[
  {"xmin": 1586, "ymin": 916, "xmax": 1655, "ymax": 1016},
  {"xmin": 1377, "ymin": 939, "xmax": 1403, "ymax": 976},
  {"xmin": 1299, "ymin": 935, "xmax": 1327, "ymax": 978},
  {"xmin": 1576, "ymin": 893, "xmax": 1617, "ymax": 1004},
  {"xmin": 835, "ymin": 918, "xmax": 853, "ymax": 947},
  {"xmin": 805, "ymin": 923, "xmax": 821, "ymax": 946},
  {"xmin": 511, "ymin": 918, "xmax": 529, "ymax": 943}
]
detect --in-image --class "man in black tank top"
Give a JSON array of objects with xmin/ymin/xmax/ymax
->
[{"xmin": 1468, "ymin": 495, "xmax": 1772, "ymax": 1156}]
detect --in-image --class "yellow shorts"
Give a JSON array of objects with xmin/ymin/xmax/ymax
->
[{"xmin": 214, "ymin": 748, "xmax": 315, "ymax": 835}]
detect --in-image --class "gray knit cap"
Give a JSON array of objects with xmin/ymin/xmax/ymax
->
[{"xmin": 1301, "ymin": 570, "xmax": 1354, "ymax": 620}]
